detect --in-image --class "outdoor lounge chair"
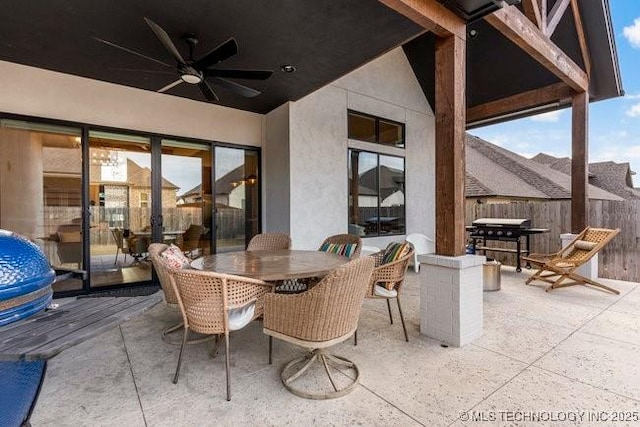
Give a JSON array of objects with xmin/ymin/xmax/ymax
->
[
  {"xmin": 263, "ymin": 256, "xmax": 374, "ymax": 399},
  {"xmin": 169, "ymin": 268, "xmax": 273, "ymax": 401},
  {"xmin": 522, "ymin": 227, "xmax": 620, "ymax": 294},
  {"xmin": 246, "ymin": 232, "xmax": 291, "ymax": 251},
  {"xmin": 405, "ymin": 233, "xmax": 433, "ymax": 273}
]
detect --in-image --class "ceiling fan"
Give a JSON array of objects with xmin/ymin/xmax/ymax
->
[{"xmin": 94, "ymin": 17, "xmax": 273, "ymax": 102}]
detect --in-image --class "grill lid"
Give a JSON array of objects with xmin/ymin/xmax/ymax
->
[{"xmin": 472, "ymin": 218, "xmax": 531, "ymax": 228}]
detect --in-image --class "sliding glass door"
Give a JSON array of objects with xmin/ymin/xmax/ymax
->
[
  {"xmin": 161, "ymin": 139, "xmax": 213, "ymax": 258},
  {"xmin": 0, "ymin": 119, "xmax": 83, "ymax": 292},
  {"xmin": 88, "ymin": 131, "xmax": 152, "ymax": 287},
  {"xmin": 214, "ymin": 147, "xmax": 259, "ymax": 253}
]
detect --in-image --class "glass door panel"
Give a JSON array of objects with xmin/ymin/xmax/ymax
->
[
  {"xmin": 161, "ymin": 139, "xmax": 212, "ymax": 258},
  {"xmin": 88, "ymin": 131, "xmax": 151, "ymax": 287},
  {"xmin": 0, "ymin": 119, "xmax": 83, "ymax": 292},
  {"xmin": 214, "ymin": 147, "xmax": 259, "ymax": 253}
]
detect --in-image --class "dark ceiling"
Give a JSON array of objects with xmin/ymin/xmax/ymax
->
[
  {"xmin": 0, "ymin": 0, "xmax": 422, "ymax": 114},
  {"xmin": 0, "ymin": 0, "xmax": 621, "ymax": 117}
]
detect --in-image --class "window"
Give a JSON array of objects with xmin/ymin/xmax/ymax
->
[
  {"xmin": 348, "ymin": 150, "xmax": 405, "ymax": 237},
  {"xmin": 348, "ymin": 111, "xmax": 405, "ymax": 148},
  {"xmin": 139, "ymin": 192, "xmax": 149, "ymax": 208}
]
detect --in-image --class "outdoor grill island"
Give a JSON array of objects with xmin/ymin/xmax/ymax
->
[{"xmin": 466, "ymin": 218, "xmax": 550, "ymax": 272}]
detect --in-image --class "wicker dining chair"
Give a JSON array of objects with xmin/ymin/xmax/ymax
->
[
  {"xmin": 355, "ymin": 245, "xmax": 415, "ymax": 343},
  {"xmin": 148, "ymin": 244, "xmax": 214, "ymax": 346},
  {"xmin": 246, "ymin": 232, "xmax": 291, "ymax": 251},
  {"xmin": 170, "ymin": 268, "xmax": 274, "ymax": 401},
  {"xmin": 263, "ymin": 256, "xmax": 375, "ymax": 399},
  {"xmin": 318, "ymin": 233, "xmax": 362, "ymax": 258}
]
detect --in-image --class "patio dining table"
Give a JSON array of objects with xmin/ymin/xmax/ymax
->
[{"xmin": 190, "ymin": 249, "xmax": 350, "ymax": 282}]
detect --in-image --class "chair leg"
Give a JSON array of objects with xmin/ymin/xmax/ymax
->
[
  {"xmin": 396, "ymin": 298, "xmax": 409, "ymax": 342},
  {"xmin": 114, "ymin": 249, "xmax": 119, "ymax": 266},
  {"xmin": 225, "ymin": 333, "xmax": 231, "ymax": 401},
  {"xmin": 354, "ymin": 329, "xmax": 358, "ymax": 346},
  {"xmin": 386, "ymin": 299, "xmax": 393, "ymax": 324},
  {"xmin": 268, "ymin": 336, "xmax": 273, "ymax": 365},
  {"xmin": 173, "ymin": 328, "xmax": 189, "ymax": 384}
]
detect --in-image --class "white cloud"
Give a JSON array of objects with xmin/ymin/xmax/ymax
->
[
  {"xmin": 530, "ymin": 110, "xmax": 563, "ymax": 122},
  {"xmin": 623, "ymin": 18, "xmax": 640, "ymax": 48},
  {"xmin": 625, "ymin": 93, "xmax": 640, "ymax": 100},
  {"xmin": 627, "ymin": 103, "xmax": 640, "ymax": 118}
]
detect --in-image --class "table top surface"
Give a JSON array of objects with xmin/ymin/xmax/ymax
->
[
  {"xmin": 131, "ymin": 230, "xmax": 184, "ymax": 237},
  {"xmin": 190, "ymin": 249, "xmax": 349, "ymax": 281}
]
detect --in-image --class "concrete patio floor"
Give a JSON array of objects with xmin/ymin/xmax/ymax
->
[{"xmin": 32, "ymin": 266, "xmax": 640, "ymax": 426}]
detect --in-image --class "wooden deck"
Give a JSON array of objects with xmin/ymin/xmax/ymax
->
[{"xmin": 0, "ymin": 294, "xmax": 162, "ymax": 361}]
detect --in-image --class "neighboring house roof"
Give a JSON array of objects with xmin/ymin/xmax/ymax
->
[
  {"xmin": 465, "ymin": 135, "xmax": 622, "ymax": 201},
  {"xmin": 531, "ymin": 154, "xmax": 640, "ymax": 199},
  {"xmin": 42, "ymin": 147, "xmax": 82, "ymax": 176},
  {"xmin": 179, "ymin": 183, "xmax": 202, "ymax": 199},
  {"xmin": 358, "ymin": 165, "xmax": 404, "ymax": 201},
  {"xmin": 127, "ymin": 159, "xmax": 178, "ymax": 189}
]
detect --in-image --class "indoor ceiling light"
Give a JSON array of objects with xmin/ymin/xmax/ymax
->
[{"xmin": 280, "ymin": 64, "xmax": 296, "ymax": 73}]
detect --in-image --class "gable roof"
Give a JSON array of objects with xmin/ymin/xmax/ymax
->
[
  {"xmin": 127, "ymin": 159, "xmax": 178, "ymax": 190},
  {"xmin": 531, "ymin": 154, "xmax": 640, "ymax": 199},
  {"xmin": 466, "ymin": 135, "xmax": 622, "ymax": 201}
]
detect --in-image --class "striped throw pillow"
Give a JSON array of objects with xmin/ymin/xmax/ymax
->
[
  {"xmin": 382, "ymin": 242, "xmax": 410, "ymax": 265},
  {"xmin": 319, "ymin": 242, "xmax": 357, "ymax": 258}
]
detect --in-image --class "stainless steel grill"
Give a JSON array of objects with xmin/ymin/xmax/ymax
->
[{"xmin": 466, "ymin": 218, "xmax": 549, "ymax": 272}]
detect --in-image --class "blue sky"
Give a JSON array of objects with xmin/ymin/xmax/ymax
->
[{"xmin": 472, "ymin": 0, "xmax": 640, "ymax": 186}]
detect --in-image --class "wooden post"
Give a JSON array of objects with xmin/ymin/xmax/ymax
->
[
  {"xmin": 571, "ymin": 91, "xmax": 588, "ymax": 232},
  {"xmin": 435, "ymin": 34, "xmax": 466, "ymax": 256}
]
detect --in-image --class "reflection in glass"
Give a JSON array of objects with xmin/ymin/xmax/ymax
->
[
  {"xmin": 162, "ymin": 139, "xmax": 212, "ymax": 258},
  {"xmin": 348, "ymin": 150, "xmax": 405, "ymax": 237},
  {"xmin": 348, "ymin": 112, "xmax": 376, "ymax": 143},
  {"xmin": 89, "ymin": 131, "xmax": 152, "ymax": 287},
  {"xmin": 0, "ymin": 119, "xmax": 83, "ymax": 292},
  {"xmin": 215, "ymin": 147, "xmax": 259, "ymax": 252},
  {"xmin": 379, "ymin": 120, "xmax": 404, "ymax": 148}
]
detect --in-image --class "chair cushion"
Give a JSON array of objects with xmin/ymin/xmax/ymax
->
[
  {"xmin": 574, "ymin": 240, "xmax": 597, "ymax": 251},
  {"xmin": 160, "ymin": 244, "xmax": 191, "ymax": 269},
  {"xmin": 228, "ymin": 303, "xmax": 256, "ymax": 331},
  {"xmin": 319, "ymin": 242, "xmax": 357, "ymax": 258},
  {"xmin": 374, "ymin": 285, "xmax": 397, "ymax": 298},
  {"xmin": 382, "ymin": 242, "xmax": 410, "ymax": 265}
]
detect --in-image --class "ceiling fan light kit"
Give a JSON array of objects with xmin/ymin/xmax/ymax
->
[{"xmin": 96, "ymin": 17, "xmax": 273, "ymax": 103}]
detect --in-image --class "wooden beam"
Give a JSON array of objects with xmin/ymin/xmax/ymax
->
[
  {"xmin": 485, "ymin": 6, "xmax": 588, "ymax": 92},
  {"xmin": 435, "ymin": 34, "xmax": 466, "ymax": 256},
  {"xmin": 467, "ymin": 82, "xmax": 573, "ymax": 124},
  {"xmin": 570, "ymin": 0, "xmax": 591, "ymax": 75},
  {"xmin": 379, "ymin": 0, "xmax": 466, "ymax": 38},
  {"xmin": 571, "ymin": 91, "xmax": 589, "ymax": 233},
  {"xmin": 540, "ymin": 0, "xmax": 547, "ymax": 33},
  {"xmin": 545, "ymin": 0, "xmax": 570, "ymax": 36},
  {"xmin": 522, "ymin": 0, "xmax": 542, "ymax": 29}
]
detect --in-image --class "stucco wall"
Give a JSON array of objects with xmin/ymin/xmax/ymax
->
[
  {"xmin": 263, "ymin": 103, "xmax": 291, "ymax": 234},
  {"xmin": 275, "ymin": 47, "xmax": 435, "ymax": 249},
  {"xmin": 0, "ymin": 60, "xmax": 263, "ymax": 146}
]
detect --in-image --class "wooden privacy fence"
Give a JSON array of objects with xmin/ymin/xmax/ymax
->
[{"xmin": 466, "ymin": 200, "xmax": 640, "ymax": 283}]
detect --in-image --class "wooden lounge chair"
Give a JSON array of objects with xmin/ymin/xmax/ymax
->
[{"xmin": 522, "ymin": 227, "xmax": 620, "ymax": 294}]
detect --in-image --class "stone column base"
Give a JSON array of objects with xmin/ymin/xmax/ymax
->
[{"xmin": 419, "ymin": 254, "xmax": 485, "ymax": 347}]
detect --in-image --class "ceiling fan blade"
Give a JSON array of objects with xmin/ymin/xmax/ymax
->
[
  {"xmin": 209, "ymin": 77, "xmax": 261, "ymax": 98},
  {"xmin": 110, "ymin": 67, "xmax": 175, "ymax": 75},
  {"xmin": 144, "ymin": 17, "xmax": 186, "ymax": 65},
  {"xmin": 204, "ymin": 69, "xmax": 273, "ymax": 80},
  {"xmin": 194, "ymin": 38, "xmax": 238, "ymax": 70},
  {"xmin": 93, "ymin": 37, "xmax": 172, "ymax": 68},
  {"xmin": 198, "ymin": 81, "xmax": 220, "ymax": 102},
  {"xmin": 158, "ymin": 79, "xmax": 183, "ymax": 93}
]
